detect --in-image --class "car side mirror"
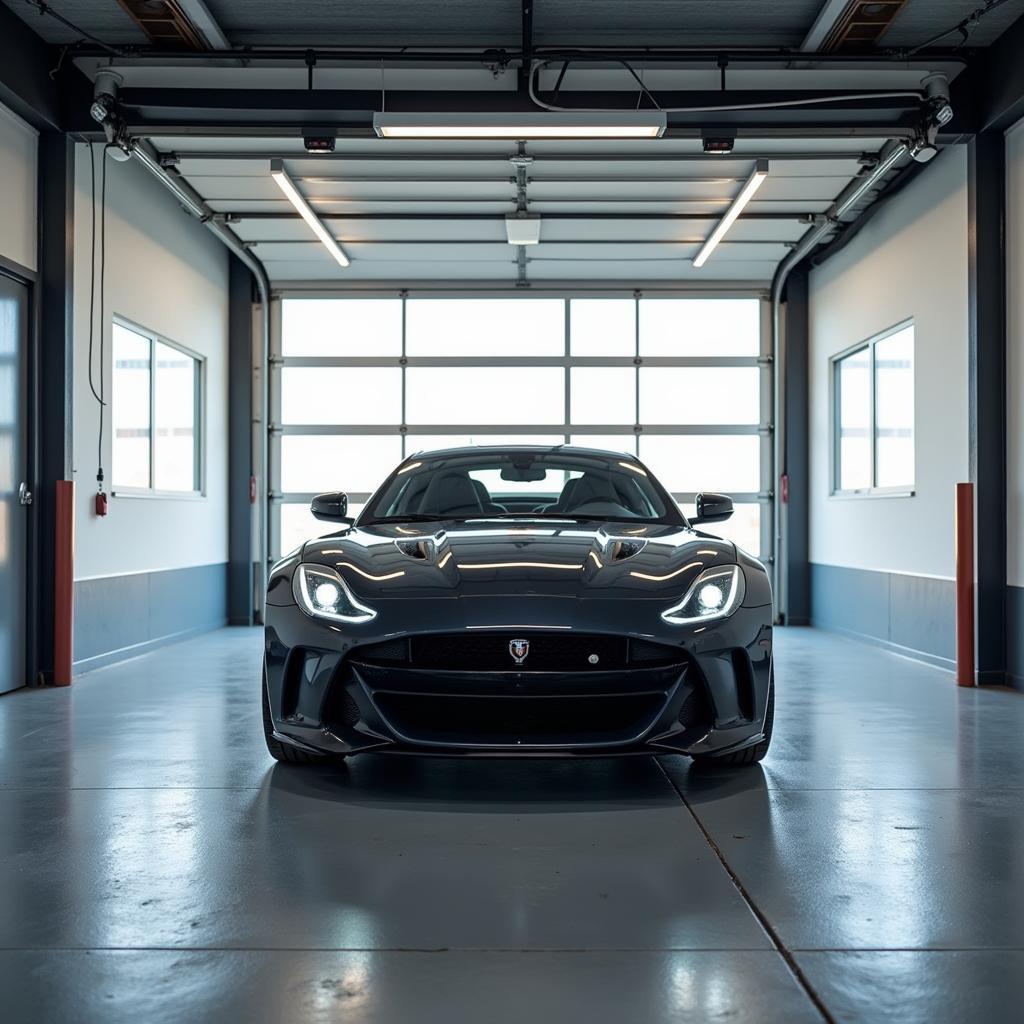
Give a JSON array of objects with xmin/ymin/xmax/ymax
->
[
  {"xmin": 311, "ymin": 491, "xmax": 351, "ymax": 523},
  {"xmin": 693, "ymin": 492, "xmax": 734, "ymax": 524}
]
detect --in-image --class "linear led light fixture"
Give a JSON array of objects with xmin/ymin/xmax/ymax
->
[
  {"xmin": 373, "ymin": 112, "xmax": 667, "ymax": 139},
  {"xmin": 269, "ymin": 158, "xmax": 350, "ymax": 268},
  {"xmin": 692, "ymin": 159, "xmax": 769, "ymax": 268}
]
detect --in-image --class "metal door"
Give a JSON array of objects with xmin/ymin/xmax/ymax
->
[{"xmin": 0, "ymin": 272, "xmax": 28, "ymax": 694}]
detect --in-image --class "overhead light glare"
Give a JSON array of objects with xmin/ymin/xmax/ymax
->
[
  {"xmin": 373, "ymin": 112, "xmax": 667, "ymax": 139},
  {"xmin": 692, "ymin": 160, "xmax": 768, "ymax": 268},
  {"xmin": 270, "ymin": 159, "xmax": 350, "ymax": 268},
  {"xmin": 505, "ymin": 214, "xmax": 541, "ymax": 245}
]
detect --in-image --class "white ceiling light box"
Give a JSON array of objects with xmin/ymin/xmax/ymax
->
[
  {"xmin": 505, "ymin": 215, "xmax": 542, "ymax": 245},
  {"xmin": 372, "ymin": 112, "xmax": 667, "ymax": 139}
]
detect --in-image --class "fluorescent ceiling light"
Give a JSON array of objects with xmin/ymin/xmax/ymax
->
[
  {"xmin": 692, "ymin": 160, "xmax": 768, "ymax": 269},
  {"xmin": 269, "ymin": 159, "xmax": 350, "ymax": 268},
  {"xmin": 373, "ymin": 112, "xmax": 667, "ymax": 139},
  {"xmin": 505, "ymin": 214, "xmax": 541, "ymax": 245}
]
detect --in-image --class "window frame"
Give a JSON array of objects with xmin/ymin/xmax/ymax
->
[
  {"xmin": 830, "ymin": 318, "xmax": 915, "ymax": 499},
  {"xmin": 110, "ymin": 315, "xmax": 206, "ymax": 499}
]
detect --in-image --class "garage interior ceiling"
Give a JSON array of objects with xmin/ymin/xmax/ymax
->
[
  {"xmin": 12, "ymin": 0, "xmax": 1024, "ymax": 48},
  {"xmin": 20, "ymin": 0, "xmax": 1021, "ymax": 287},
  {"xmin": 157, "ymin": 134, "xmax": 894, "ymax": 286}
]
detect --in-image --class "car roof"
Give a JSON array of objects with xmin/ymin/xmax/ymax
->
[{"xmin": 404, "ymin": 444, "xmax": 642, "ymax": 462}]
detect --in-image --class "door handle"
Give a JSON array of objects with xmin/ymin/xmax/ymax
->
[{"xmin": 18, "ymin": 482, "xmax": 32, "ymax": 506}]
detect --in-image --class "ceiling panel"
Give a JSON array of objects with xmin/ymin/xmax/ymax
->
[
  {"xmin": 159, "ymin": 98, "xmax": 886, "ymax": 285},
  {"xmin": 267, "ymin": 259, "xmax": 518, "ymax": 281},
  {"xmin": 8, "ymin": 0, "xmax": 1019, "ymax": 50}
]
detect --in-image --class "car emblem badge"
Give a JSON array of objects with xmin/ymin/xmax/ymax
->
[{"xmin": 509, "ymin": 639, "xmax": 530, "ymax": 664}]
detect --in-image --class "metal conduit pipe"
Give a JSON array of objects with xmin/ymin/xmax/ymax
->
[
  {"xmin": 130, "ymin": 138, "xmax": 272, "ymax": 622},
  {"xmin": 770, "ymin": 138, "xmax": 911, "ymax": 623}
]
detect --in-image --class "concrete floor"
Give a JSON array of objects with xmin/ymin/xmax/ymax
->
[{"xmin": 1, "ymin": 628, "xmax": 1022, "ymax": 1023}]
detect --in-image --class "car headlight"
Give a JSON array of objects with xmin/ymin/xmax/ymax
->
[
  {"xmin": 661, "ymin": 565, "xmax": 745, "ymax": 625},
  {"xmin": 293, "ymin": 563, "xmax": 377, "ymax": 624}
]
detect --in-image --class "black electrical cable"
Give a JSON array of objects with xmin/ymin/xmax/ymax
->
[
  {"xmin": 86, "ymin": 142, "xmax": 102, "ymax": 409},
  {"xmin": 25, "ymin": 1, "xmax": 125, "ymax": 56},
  {"xmin": 907, "ymin": 0, "xmax": 1018, "ymax": 54},
  {"xmin": 97, "ymin": 145, "xmax": 110, "ymax": 490}
]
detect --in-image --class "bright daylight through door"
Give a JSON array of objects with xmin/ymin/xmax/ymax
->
[{"xmin": 270, "ymin": 295, "xmax": 770, "ymax": 560}]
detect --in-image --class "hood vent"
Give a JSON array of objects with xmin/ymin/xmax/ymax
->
[
  {"xmin": 609, "ymin": 539, "xmax": 647, "ymax": 562},
  {"xmin": 395, "ymin": 538, "xmax": 433, "ymax": 561}
]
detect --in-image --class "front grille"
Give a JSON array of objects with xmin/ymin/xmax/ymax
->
[
  {"xmin": 373, "ymin": 692, "xmax": 664, "ymax": 747},
  {"xmin": 677, "ymin": 684, "xmax": 712, "ymax": 733},
  {"xmin": 322, "ymin": 684, "xmax": 362, "ymax": 729},
  {"xmin": 355, "ymin": 638, "xmax": 410, "ymax": 663},
  {"xmin": 411, "ymin": 633, "xmax": 628, "ymax": 672}
]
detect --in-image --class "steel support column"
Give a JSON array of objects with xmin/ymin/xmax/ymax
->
[
  {"xmin": 33, "ymin": 132, "xmax": 75, "ymax": 684},
  {"xmin": 782, "ymin": 267, "xmax": 810, "ymax": 625},
  {"xmin": 227, "ymin": 254, "xmax": 254, "ymax": 625},
  {"xmin": 967, "ymin": 132, "xmax": 1007, "ymax": 686}
]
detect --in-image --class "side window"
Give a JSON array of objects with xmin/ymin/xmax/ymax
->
[
  {"xmin": 832, "ymin": 322, "xmax": 914, "ymax": 495},
  {"xmin": 112, "ymin": 321, "xmax": 203, "ymax": 494}
]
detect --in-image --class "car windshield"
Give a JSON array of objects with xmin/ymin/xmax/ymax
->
[{"xmin": 361, "ymin": 448, "xmax": 684, "ymax": 525}]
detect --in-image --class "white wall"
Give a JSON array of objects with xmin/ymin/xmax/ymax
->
[
  {"xmin": 1008, "ymin": 121, "xmax": 1024, "ymax": 590},
  {"xmin": 808, "ymin": 146, "xmax": 969, "ymax": 580},
  {"xmin": 0, "ymin": 102, "xmax": 37, "ymax": 271},
  {"xmin": 72, "ymin": 146, "xmax": 229, "ymax": 580}
]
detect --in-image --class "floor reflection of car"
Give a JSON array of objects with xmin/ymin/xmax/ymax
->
[{"xmin": 263, "ymin": 446, "xmax": 774, "ymax": 765}]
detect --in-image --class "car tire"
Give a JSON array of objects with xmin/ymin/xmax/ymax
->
[
  {"xmin": 262, "ymin": 665, "xmax": 340, "ymax": 764},
  {"xmin": 693, "ymin": 665, "xmax": 774, "ymax": 767}
]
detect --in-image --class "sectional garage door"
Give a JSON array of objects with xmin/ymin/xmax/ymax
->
[{"xmin": 269, "ymin": 293, "xmax": 771, "ymax": 562}]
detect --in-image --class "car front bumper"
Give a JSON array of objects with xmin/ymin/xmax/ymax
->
[{"xmin": 263, "ymin": 591, "xmax": 773, "ymax": 759}]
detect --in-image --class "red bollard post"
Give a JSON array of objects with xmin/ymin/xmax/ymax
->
[
  {"xmin": 54, "ymin": 480, "xmax": 75, "ymax": 686},
  {"xmin": 955, "ymin": 482, "xmax": 975, "ymax": 687}
]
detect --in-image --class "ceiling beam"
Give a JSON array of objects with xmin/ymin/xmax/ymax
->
[
  {"xmin": 0, "ymin": 1, "xmax": 91, "ymax": 130},
  {"xmin": 223, "ymin": 211, "xmax": 809, "ymax": 221},
  {"xmin": 67, "ymin": 86, "xmax": 925, "ymax": 136},
  {"xmin": 948, "ymin": 6, "xmax": 1024, "ymax": 134},
  {"xmin": 801, "ymin": 0, "xmax": 855, "ymax": 51},
  {"xmin": 116, "ymin": 0, "xmax": 209, "ymax": 50},
  {"xmin": 169, "ymin": 150, "xmax": 875, "ymax": 162},
  {"xmin": 801, "ymin": 0, "xmax": 909, "ymax": 53},
  {"xmin": 66, "ymin": 43, "xmax": 967, "ymax": 65},
  {"xmin": 518, "ymin": 0, "xmax": 533, "ymax": 93},
  {"xmin": 247, "ymin": 239, "xmax": 794, "ymax": 247},
  {"xmin": 175, "ymin": 0, "xmax": 231, "ymax": 50}
]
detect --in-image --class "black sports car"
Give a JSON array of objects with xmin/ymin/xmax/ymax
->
[{"xmin": 263, "ymin": 446, "xmax": 774, "ymax": 765}]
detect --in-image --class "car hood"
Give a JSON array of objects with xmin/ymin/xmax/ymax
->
[{"xmin": 299, "ymin": 518, "xmax": 738, "ymax": 601}]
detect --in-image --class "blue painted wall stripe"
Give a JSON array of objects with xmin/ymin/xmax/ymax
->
[
  {"xmin": 810, "ymin": 563, "xmax": 956, "ymax": 671},
  {"xmin": 74, "ymin": 563, "xmax": 227, "ymax": 672},
  {"xmin": 1009, "ymin": 585, "xmax": 1024, "ymax": 692}
]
